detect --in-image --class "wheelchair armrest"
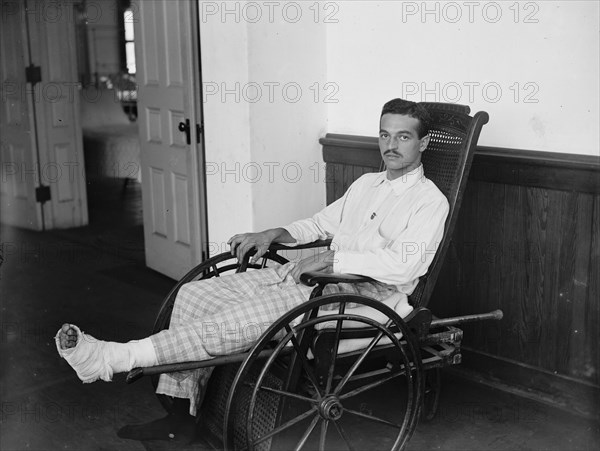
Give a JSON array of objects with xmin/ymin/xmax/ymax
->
[
  {"xmin": 300, "ymin": 271, "xmax": 375, "ymax": 287},
  {"xmin": 268, "ymin": 239, "xmax": 332, "ymax": 252}
]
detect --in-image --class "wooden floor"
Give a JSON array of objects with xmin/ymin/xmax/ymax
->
[{"xmin": 1, "ymin": 179, "xmax": 598, "ymax": 450}]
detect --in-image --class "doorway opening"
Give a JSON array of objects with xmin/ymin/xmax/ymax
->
[{"xmin": 71, "ymin": 0, "xmax": 144, "ymax": 265}]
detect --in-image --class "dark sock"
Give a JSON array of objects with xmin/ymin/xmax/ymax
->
[
  {"xmin": 172, "ymin": 397, "xmax": 192, "ymax": 417},
  {"xmin": 117, "ymin": 398, "xmax": 196, "ymax": 443}
]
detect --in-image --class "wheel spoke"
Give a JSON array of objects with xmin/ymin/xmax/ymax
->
[
  {"xmin": 319, "ymin": 419, "xmax": 329, "ymax": 451},
  {"xmin": 339, "ymin": 368, "xmax": 404, "ymax": 400},
  {"xmin": 231, "ymin": 295, "xmax": 419, "ymax": 451},
  {"xmin": 343, "ymin": 364, "xmax": 405, "ymax": 384},
  {"xmin": 332, "ymin": 421, "xmax": 356, "ymax": 451},
  {"xmin": 250, "ymin": 407, "xmax": 318, "ymax": 448},
  {"xmin": 343, "ymin": 407, "xmax": 402, "ymax": 429},
  {"xmin": 334, "ymin": 329, "xmax": 386, "ymax": 396},
  {"xmin": 294, "ymin": 413, "xmax": 320, "ymax": 451},
  {"xmin": 211, "ymin": 263, "xmax": 220, "ymax": 277},
  {"xmin": 325, "ymin": 303, "xmax": 346, "ymax": 393},
  {"xmin": 243, "ymin": 381, "xmax": 318, "ymax": 404},
  {"xmin": 286, "ymin": 325, "xmax": 323, "ymax": 398}
]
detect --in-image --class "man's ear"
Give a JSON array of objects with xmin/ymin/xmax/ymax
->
[{"xmin": 419, "ymin": 134, "xmax": 430, "ymax": 153}]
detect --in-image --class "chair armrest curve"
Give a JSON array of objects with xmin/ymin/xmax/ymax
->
[
  {"xmin": 300, "ymin": 271, "xmax": 375, "ymax": 287},
  {"xmin": 268, "ymin": 239, "xmax": 332, "ymax": 252}
]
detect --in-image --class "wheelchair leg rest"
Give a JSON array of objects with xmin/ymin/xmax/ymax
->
[{"xmin": 126, "ymin": 367, "xmax": 144, "ymax": 384}]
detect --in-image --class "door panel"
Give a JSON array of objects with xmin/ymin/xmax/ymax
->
[
  {"xmin": 27, "ymin": 0, "xmax": 88, "ymax": 229},
  {"xmin": 1, "ymin": 0, "xmax": 87, "ymax": 230},
  {"xmin": 0, "ymin": 1, "xmax": 42, "ymax": 229},
  {"xmin": 134, "ymin": 0, "xmax": 206, "ymax": 279}
]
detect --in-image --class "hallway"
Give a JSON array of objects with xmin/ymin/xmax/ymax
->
[{"xmin": 0, "ymin": 180, "xmax": 598, "ymax": 450}]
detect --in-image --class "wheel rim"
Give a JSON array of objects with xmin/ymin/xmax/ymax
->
[{"xmin": 225, "ymin": 294, "xmax": 423, "ymax": 451}]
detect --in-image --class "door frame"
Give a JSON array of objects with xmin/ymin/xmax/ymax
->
[{"xmin": 186, "ymin": 0, "xmax": 209, "ymax": 267}]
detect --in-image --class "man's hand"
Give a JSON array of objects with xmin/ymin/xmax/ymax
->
[
  {"xmin": 228, "ymin": 231, "xmax": 274, "ymax": 263},
  {"xmin": 290, "ymin": 250, "xmax": 335, "ymax": 283}
]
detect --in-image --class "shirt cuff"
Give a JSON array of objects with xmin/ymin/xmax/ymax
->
[
  {"xmin": 333, "ymin": 250, "xmax": 347, "ymax": 273},
  {"xmin": 281, "ymin": 224, "xmax": 307, "ymax": 246}
]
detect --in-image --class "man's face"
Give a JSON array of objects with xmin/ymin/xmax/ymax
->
[{"xmin": 379, "ymin": 113, "xmax": 430, "ymax": 180}]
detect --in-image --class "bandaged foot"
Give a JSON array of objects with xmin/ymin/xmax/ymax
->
[{"xmin": 55, "ymin": 323, "xmax": 158, "ymax": 383}]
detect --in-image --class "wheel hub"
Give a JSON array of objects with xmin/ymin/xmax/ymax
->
[{"xmin": 319, "ymin": 395, "xmax": 344, "ymax": 421}]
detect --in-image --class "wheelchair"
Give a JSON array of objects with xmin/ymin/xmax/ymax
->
[{"xmin": 126, "ymin": 103, "xmax": 500, "ymax": 450}]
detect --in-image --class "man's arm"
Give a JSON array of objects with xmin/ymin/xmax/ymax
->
[
  {"xmin": 228, "ymin": 228, "xmax": 296, "ymax": 263},
  {"xmin": 228, "ymin": 176, "xmax": 361, "ymax": 267},
  {"xmin": 289, "ymin": 249, "xmax": 335, "ymax": 282},
  {"xmin": 283, "ymin": 181, "xmax": 356, "ymax": 246},
  {"xmin": 228, "ymin": 229, "xmax": 336, "ymax": 281}
]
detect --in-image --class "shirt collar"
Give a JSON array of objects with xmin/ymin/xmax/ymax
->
[{"xmin": 372, "ymin": 164, "xmax": 425, "ymax": 195}]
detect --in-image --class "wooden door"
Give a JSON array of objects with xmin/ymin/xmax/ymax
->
[
  {"xmin": 134, "ymin": 0, "xmax": 206, "ymax": 279},
  {"xmin": 27, "ymin": 0, "xmax": 88, "ymax": 229},
  {"xmin": 0, "ymin": 0, "xmax": 43, "ymax": 229},
  {"xmin": 1, "ymin": 0, "xmax": 88, "ymax": 230}
]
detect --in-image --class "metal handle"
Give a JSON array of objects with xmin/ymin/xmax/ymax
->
[
  {"xmin": 430, "ymin": 309, "xmax": 503, "ymax": 328},
  {"xmin": 178, "ymin": 119, "xmax": 191, "ymax": 145}
]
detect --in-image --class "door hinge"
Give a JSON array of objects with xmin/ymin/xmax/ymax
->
[
  {"xmin": 25, "ymin": 64, "xmax": 42, "ymax": 85},
  {"xmin": 196, "ymin": 123, "xmax": 203, "ymax": 143},
  {"xmin": 35, "ymin": 185, "xmax": 51, "ymax": 204}
]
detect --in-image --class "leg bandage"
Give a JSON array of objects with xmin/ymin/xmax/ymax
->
[{"xmin": 55, "ymin": 325, "xmax": 158, "ymax": 383}]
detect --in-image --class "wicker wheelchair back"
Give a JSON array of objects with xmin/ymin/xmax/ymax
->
[{"xmin": 127, "ymin": 103, "xmax": 499, "ymax": 451}]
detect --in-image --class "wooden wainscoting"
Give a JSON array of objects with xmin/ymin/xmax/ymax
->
[{"xmin": 320, "ymin": 134, "xmax": 600, "ymax": 419}]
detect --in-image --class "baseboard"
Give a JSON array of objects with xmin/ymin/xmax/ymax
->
[{"xmin": 447, "ymin": 347, "xmax": 600, "ymax": 421}]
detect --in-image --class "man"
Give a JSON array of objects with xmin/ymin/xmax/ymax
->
[{"xmin": 56, "ymin": 98, "xmax": 449, "ymax": 442}]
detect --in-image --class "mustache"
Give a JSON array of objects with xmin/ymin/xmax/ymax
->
[{"xmin": 384, "ymin": 150, "xmax": 401, "ymax": 157}]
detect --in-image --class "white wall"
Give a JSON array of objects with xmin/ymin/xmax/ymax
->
[
  {"xmin": 199, "ymin": 0, "xmax": 598, "ymax": 254},
  {"xmin": 326, "ymin": 1, "xmax": 599, "ymax": 155},
  {"xmin": 246, "ymin": 15, "xmax": 328, "ymax": 232},
  {"xmin": 199, "ymin": 2, "xmax": 328, "ymax": 255},
  {"xmin": 199, "ymin": 15, "xmax": 253, "ymax": 256}
]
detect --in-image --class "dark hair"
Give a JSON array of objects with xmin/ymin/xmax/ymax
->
[{"xmin": 380, "ymin": 98, "xmax": 431, "ymax": 139}]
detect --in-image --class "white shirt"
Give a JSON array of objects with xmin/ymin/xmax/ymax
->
[{"xmin": 283, "ymin": 164, "xmax": 449, "ymax": 295}]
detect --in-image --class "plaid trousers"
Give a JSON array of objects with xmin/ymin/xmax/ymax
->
[{"xmin": 151, "ymin": 262, "xmax": 399, "ymax": 416}]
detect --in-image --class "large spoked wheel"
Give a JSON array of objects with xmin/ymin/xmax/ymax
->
[
  {"xmin": 224, "ymin": 294, "xmax": 424, "ymax": 451},
  {"xmin": 151, "ymin": 250, "xmax": 289, "ymax": 413}
]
